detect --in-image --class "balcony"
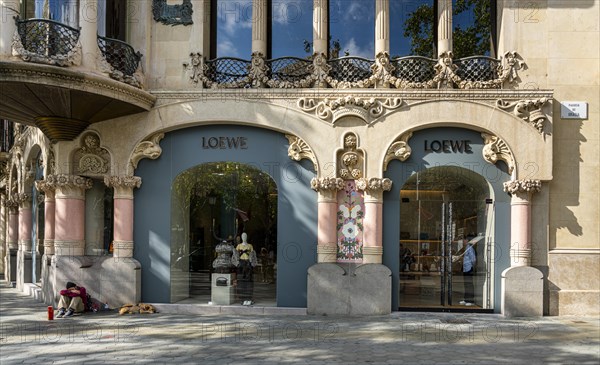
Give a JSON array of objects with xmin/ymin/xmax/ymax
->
[
  {"xmin": 194, "ymin": 51, "xmax": 522, "ymax": 90},
  {"xmin": 0, "ymin": 18, "xmax": 155, "ymax": 143}
]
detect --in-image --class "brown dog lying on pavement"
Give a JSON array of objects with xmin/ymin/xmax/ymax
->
[{"xmin": 118, "ymin": 303, "xmax": 158, "ymax": 315}]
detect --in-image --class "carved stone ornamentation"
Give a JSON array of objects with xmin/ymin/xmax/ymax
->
[
  {"xmin": 371, "ymin": 52, "xmax": 395, "ymax": 88},
  {"xmin": 356, "ymin": 178, "xmax": 392, "ymax": 192},
  {"xmin": 482, "ymin": 133, "xmax": 515, "ymax": 174},
  {"xmin": 152, "ymin": 0, "xmax": 193, "ymax": 26},
  {"xmin": 297, "ymin": 96, "xmax": 403, "ymax": 124},
  {"xmin": 249, "ymin": 52, "xmax": 269, "ymax": 88},
  {"xmin": 336, "ymin": 133, "xmax": 365, "ymax": 180},
  {"xmin": 73, "ymin": 133, "xmax": 111, "ymax": 176},
  {"xmin": 496, "ymin": 97, "xmax": 550, "ymax": 133},
  {"xmin": 503, "ymin": 179, "xmax": 542, "ymax": 195},
  {"xmin": 15, "ymin": 192, "xmax": 32, "ymax": 208},
  {"xmin": 52, "ymin": 174, "xmax": 93, "ymax": 198},
  {"xmin": 383, "ymin": 132, "xmax": 413, "ymax": 171},
  {"xmin": 185, "ymin": 52, "xmax": 203, "ymax": 84},
  {"xmin": 104, "ymin": 175, "xmax": 142, "ymax": 199},
  {"xmin": 432, "ymin": 51, "xmax": 461, "ymax": 89},
  {"xmin": 6, "ymin": 197, "xmax": 19, "ymax": 213},
  {"xmin": 285, "ymin": 135, "xmax": 317, "ymax": 171},
  {"xmin": 130, "ymin": 133, "xmax": 165, "ymax": 172},
  {"xmin": 310, "ymin": 177, "xmax": 345, "ymax": 192},
  {"xmin": 35, "ymin": 179, "xmax": 56, "ymax": 200}
]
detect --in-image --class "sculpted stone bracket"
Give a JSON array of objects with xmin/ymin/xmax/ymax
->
[
  {"xmin": 152, "ymin": 0, "xmax": 193, "ymax": 26},
  {"xmin": 72, "ymin": 133, "xmax": 111, "ymax": 176},
  {"xmin": 285, "ymin": 135, "xmax": 318, "ymax": 171},
  {"xmin": 297, "ymin": 96, "xmax": 403, "ymax": 125},
  {"xmin": 129, "ymin": 133, "xmax": 165, "ymax": 174},
  {"xmin": 383, "ymin": 132, "xmax": 413, "ymax": 171},
  {"xmin": 496, "ymin": 97, "xmax": 550, "ymax": 134},
  {"xmin": 482, "ymin": 133, "xmax": 515, "ymax": 175}
]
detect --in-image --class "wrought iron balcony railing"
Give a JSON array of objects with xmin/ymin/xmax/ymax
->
[
  {"xmin": 97, "ymin": 35, "xmax": 143, "ymax": 87},
  {"xmin": 191, "ymin": 51, "xmax": 524, "ymax": 90},
  {"xmin": 13, "ymin": 17, "xmax": 81, "ymax": 66}
]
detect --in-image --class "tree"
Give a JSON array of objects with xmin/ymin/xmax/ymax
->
[
  {"xmin": 303, "ymin": 36, "xmax": 346, "ymax": 59},
  {"xmin": 403, "ymin": 0, "xmax": 492, "ymax": 59}
]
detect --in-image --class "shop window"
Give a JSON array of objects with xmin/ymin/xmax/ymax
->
[{"xmin": 171, "ymin": 162, "xmax": 278, "ymax": 305}]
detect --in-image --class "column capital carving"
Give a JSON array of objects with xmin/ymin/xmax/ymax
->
[
  {"xmin": 311, "ymin": 177, "xmax": 344, "ymax": 201},
  {"xmin": 35, "ymin": 179, "xmax": 56, "ymax": 200},
  {"xmin": 356, "ymin": 177, "xmax": 392, "ymax": 201},
  {"xmin": 6, "ymin": 196, "xmax": 20, "ymax": 212},
  {"xmin": 384, "ymin": 131, "xmax": 413, "ymax": 171},
  {"xmin": 52, "ymin": 174, "xmax": 93, "ymax": 198},
  {"xmin": 482, "ymin": 133, "xmax": 515, "ymax": 175},
  {"xmin": 285, "ymin": 134, "xmax": 317, "ymax": 171},
  {"xmin": 104, "ymin": 175, "xmax": 142, "ymax": 199},
  {"xmin": 503, "ymin": 179, "xmax": 541, "ymax": 199},
  {"xmin": 15, "ymin": 192, "xmax": 32, "ymax": 208}
]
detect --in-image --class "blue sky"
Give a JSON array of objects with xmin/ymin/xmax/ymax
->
[{"xmin": 215, "ymin": 0, "xmax": 477, "ymax": 59}]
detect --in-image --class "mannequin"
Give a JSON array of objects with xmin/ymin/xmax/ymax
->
[{"xmin": 235, "ymin": 232, "xmax": 256, "ymax": 305}]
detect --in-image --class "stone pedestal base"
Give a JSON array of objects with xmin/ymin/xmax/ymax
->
[
  {"xmin": 16, "ymin": 251, "xmax": 33, "ymax": 290},
  {"xmin": 308, "ymin": 263, "xmax": 391, "ymax": 316},
  {"xmin": 46, "ymin": 255, "xmax": 141, "ymax": 308},
  {"xmin": 211, "ymin": 273, "xmax": 235, "ymax": 305},
  {"xmin": 502, "ymin": 266, "xmax": 543, "ymax": 317}
]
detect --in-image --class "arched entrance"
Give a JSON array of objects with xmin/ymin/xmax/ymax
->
[
  {"xmin": 399, "ymin": 166, "xmax": 494, "ymax": 310},
  {"xmin": 384, "ymin": 127, "xmax": 512, "ymax": 313},
  {"xmin": 170, "ymin": 162, "xmax": 278, "ymax": 305},
  {"xmin": 134, "ymin": 125, "xmax": 317, "ymax": 307}
]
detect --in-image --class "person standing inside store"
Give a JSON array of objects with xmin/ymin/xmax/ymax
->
[
  {"xmin": 459, "ymin": 239, "xmax": 477, "ymax": 306},
  {"xmin": 56, "ymin": 282, "xmax": 87, "ymax": 317}
]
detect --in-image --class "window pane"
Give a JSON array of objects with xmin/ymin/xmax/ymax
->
[
  {"xmin": 453, "ymin": 0, "xmax": 492, "ymax": 58},
  {"xmin": 390, "ymin": 0, "xmax": 435, "ymax": 58},
  {"xmin": 216, "ymin": 0, "xmax": 253, "ymax": 58},
  {"xmin": 329, "ymin": 0, "xmax": 375, "ymax": 58},
  {"xmin": 271, "ymin": 0, "xmax": 312, "ymax": 58}
]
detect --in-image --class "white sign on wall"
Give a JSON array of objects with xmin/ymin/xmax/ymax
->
[{"xmin": 560, "ymin": 101, "xmax": 588, "ymax": 119}]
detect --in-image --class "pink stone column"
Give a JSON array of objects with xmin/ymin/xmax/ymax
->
[
  {"xmin": 359, "ymin": 178, "xmax": 392, "ymax": 264},
  {"xmin": 35, "ymin": 180, "xmax": 56, "ymax": 255},
  {"xmin": 5, "ymin": 197, "xmax": 19, "ymax": 281},
  {"xmin": 16, "ymin": 193, "xmax": 32, "ymax": 289},
  {"xmin": 0, "ymin": 193, "xmax": 6, "ymax": 274},
  {"xmin": 105, "ymin": 176, "xmax": 142, "ymax": 258},
  {"xmin": 504, "ymin": 180, "xmax": 541, "ymax": 267},
  {"xmin": 54, "ymin": 175, "xmax": 92, "ymax": 256},
  {"xmin": 313, "ymin": 178, "xmax": 343, "ymax": 263}
]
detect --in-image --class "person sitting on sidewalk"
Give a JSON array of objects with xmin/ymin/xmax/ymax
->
[{"xmin": 56, "ymin": 282, "xmax": 87, "ymax": 318}]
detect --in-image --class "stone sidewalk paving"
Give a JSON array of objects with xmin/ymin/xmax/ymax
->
[{"xmin": 1, "ymin": 282, "xmax": 598, "ymax": 365}]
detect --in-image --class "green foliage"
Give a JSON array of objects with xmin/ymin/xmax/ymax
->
[{"xmin": 403, "ymin": 0, "xmax": 492, "ymax": 59}]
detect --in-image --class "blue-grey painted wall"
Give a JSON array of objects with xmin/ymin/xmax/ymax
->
[
  {"xmin": 383, "ymin": 127, "xmax": 511, "ymax": 312},
  {"xmin": 134, "ymin": 125, "xmax": 317, "ymax": 307}
]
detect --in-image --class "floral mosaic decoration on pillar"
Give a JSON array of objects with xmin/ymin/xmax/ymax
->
[{"xmin": 336, "ymin": 181, "xmax": 365, "ymax": 262}]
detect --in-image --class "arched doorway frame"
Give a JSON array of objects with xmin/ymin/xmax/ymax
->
[{"xmin": 383, "ymin": 126, "xmax": 512, "ymax": 312}]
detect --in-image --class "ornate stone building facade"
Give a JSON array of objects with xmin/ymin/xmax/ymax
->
[{"xmin": 0, "ymin": 0, "xmax": 598, "ymax": 316}]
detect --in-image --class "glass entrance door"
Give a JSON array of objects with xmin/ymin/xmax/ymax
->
[{"xmin": 398, "ymin": 168, "xmax": 495, "ymax": 311}]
